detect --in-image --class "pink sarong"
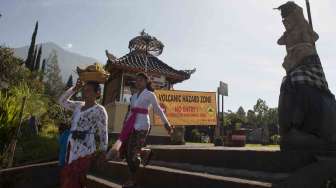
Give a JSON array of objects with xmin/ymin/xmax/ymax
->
[{"xmin": 118, "ymin": 108, "xmax": 148, "ymax": 157}]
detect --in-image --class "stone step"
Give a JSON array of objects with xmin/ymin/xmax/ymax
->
[
  {"xmin": 87, "ymin": 174, "xmax": 122, "ymax": 188},
  {"xmin": 92, "ymin": 161, "xmax": 273, "ymax": 188},
  {"xmin": 149, "ymin": 160, "xmax": 289, "ymax": 184},
  {"xmin": 148, "ymin": 146, "xmax": 321, "ymax": 172}
]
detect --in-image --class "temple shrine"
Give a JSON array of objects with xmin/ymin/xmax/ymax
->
[{"xmin": 103, "ymin": 30, "xmax": 195, "ymax": 135}]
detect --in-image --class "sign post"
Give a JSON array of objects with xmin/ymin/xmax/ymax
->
[
  {"xmin": 214, "ymin": 81, "xmax": 228, "ymax": 146},
  {"xmin": 219, "ymin": 81, "xmax": 228, "ymax": 129}
]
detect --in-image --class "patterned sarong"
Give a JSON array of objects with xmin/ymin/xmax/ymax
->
[
  {"xmin": 118, "ymin": 108, "xmax": 148, "ymax": 157},
  {"xmin": 60, "ymin": 154, "xmax": 93, "ymax": 188},
  {"xmin": 282, "ymin": 55, "xmax": 329, "ymax": 92}
]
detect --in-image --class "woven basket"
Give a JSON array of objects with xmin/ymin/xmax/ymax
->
[{"xmin": 78, "ymin": 72, "xmax": 109, "ymax": 84}]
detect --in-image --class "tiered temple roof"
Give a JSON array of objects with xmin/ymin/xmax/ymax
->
[{"xmin": 105, "ymin": 30, "xmax": 195, "ymax": 84}]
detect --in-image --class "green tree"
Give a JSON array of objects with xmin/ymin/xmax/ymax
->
[
  {"xmin": 246, "ymin": 110, "xmax": 257, "ymax": 129},
  {"xmin": 264, "ymin": 108, "xmax": 279, "ymax": 135},
  {"xmin": 40, "ymin": 59, "xmax": 46, "ymax": 81},
  {"xmin": 237, "ymin": 106, "xmax": 246, "ymax": 117},
  {"xmin": 0, "ymin": 47, "xmax": 27, "ymax": 88},
  {"xmin": 253, "ymin": 98, "xmax": 269, "ymax": 128},
  {"xmin": 253, "ymin": 99, "xmax": 269, "ymax": 116},
  {"xmin": 44, "ymin": 50, "xmax": 64, "ymax": 98},
  {"xmin": 25, "ymin": 21, "xmax": 38, "ymax": 71},
  {"xmin": 34, "ymin": 45, "xmax": 42, "ymax": 71},
  {"xmin": 224, "ymin": 111, "xmax": 246, "ymax": 130}
]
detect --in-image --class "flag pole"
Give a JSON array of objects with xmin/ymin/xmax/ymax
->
[{"xmin": 305, "ymin": 0, "xmax": 313, "ymax": 29}]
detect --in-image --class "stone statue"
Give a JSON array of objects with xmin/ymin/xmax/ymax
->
[
  {"xmin": 276, "ymin": 1, "xmax": 319, "ymax": 73},
  {"xmin": 276, "ymin": 1, "xmax": 336, "ymax": 151}
]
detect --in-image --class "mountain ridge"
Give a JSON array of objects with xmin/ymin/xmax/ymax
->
[{"xmin": 13, "ymin": 42, "xmax": 99, "ymax": 82}]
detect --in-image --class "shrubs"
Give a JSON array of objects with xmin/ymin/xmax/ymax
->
[
  {"xmin": 0, "ymin": 92, "xmax": 21, "ymax": 157},
  {"xmin": 190, "ymin": 129, "xmax": 210, "ymax": 143},
  {"xmin": 14, "ymin": 133, "xmax": 58, "ymax": 165},
  {"xmin": 190, "ymin": 129, "xmax": 201, "ymax": 142},
  {"xmin": 271, "ymin": 134, "xmax": 281, "ymax": 145}
]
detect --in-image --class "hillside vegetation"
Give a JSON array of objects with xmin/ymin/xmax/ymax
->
[{"xmin": 0, "ymin": 23, "xmax": 69, "ymax": 168}]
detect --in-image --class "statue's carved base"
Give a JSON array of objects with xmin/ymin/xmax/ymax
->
[
  {"xmin": 279, "ymin": 56, "xmax": 336, "ymax": 152},
  {"xmin": 280, "ymin": 129, "xmax": 334, "ymax": 151}
]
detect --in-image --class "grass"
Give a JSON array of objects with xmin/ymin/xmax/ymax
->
[
  {"xmin": 13, "ymin": 122, "xmax": 59, "ymax": 166},
  {"xmin": 245, "ymin": 144, "xmax": 280, "ymax": 149},
  {"xmin": 14, "ymin": 135, "xmax": 58, "ymax": 165},
  {"xmin": 186, "ymin": 142, "xmax": 280, "ymax": 147}
]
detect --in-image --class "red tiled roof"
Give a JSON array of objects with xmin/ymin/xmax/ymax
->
[{"xmin": 106, "ymin": 51, "xmax": 194, "ymax": 83}]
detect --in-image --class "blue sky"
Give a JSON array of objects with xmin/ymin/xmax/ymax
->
[{"xmin": 1, "ymin": 0, "xmax": 336, "ymax": 111}]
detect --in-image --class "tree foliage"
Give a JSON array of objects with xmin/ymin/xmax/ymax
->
[
  {"xmin": 24, "ymin": 21, "xmax": 43, "ymax": 73},
  {"xmin": 224, "ymin": 99, "xmax": 279, "ymax": 136},
  {"xmin": 0, "ymin": 45, "xmax": 61, "ymax": 167},
  {"xmin": 25, "ymin": 21, "xmax": 38, "ymax": 71},
  {"xmin": 237, "ymin": 106, "xmax": 246, "ymax": 117},
  {"xmin": 44, "ymin": 50, "xmax": 64, "ymax": 98},
  {"xmin": 0, "ymin": 47, "xmax": 27, "ymax": 88},
  {"xmin": 0, "ymin": 21, "xmax": 68, "ymax": 167},
  {"xmin": 34, "ymin": 45, "xmax": 42, "ymax": 71},
  {"xmin": 0, "ymin": 84, "xmax": 48, "ymax": 154}
]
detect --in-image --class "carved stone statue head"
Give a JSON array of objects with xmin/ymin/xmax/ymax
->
[{"xmin": 275, "ymin": 1, "xmax": 305, "ymax": 32}]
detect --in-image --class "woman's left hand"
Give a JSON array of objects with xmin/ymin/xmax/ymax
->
[{"xmin": 164, "ymin": 123, "xmax": 174, "ymax": 135}]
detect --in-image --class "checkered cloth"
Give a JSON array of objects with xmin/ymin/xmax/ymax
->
[{"xmin": 282, "ymin": 55, "xmax": 329, "ymax": 91}]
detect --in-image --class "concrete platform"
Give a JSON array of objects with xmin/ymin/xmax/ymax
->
[{"xmin": 147, "ymin": 144, "xmax": 336, "ymax": 173}]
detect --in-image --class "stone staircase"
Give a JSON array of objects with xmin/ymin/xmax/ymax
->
[
  {"xmin": 88, "ymin": 161, "xmax": 273, "ymax": 188},
  {"xmin": 87, "ymin": 174, "xmax": 122, "ymax": 188},
  {"xmin": 1, "ymin": 145, "xmax": 335, "ymax": 187},
  {"xmin": 86, "ymin": 145, "xmax": 319, "ymax": 188}
]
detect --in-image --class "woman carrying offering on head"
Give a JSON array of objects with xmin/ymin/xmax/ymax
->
[
  {"xmin": 108, "ymin": 72, "xmax": 174, "ymax": 187},
  {"xmin": 58, "ymin": 79, "xmax": 108, "ymax": 188}
]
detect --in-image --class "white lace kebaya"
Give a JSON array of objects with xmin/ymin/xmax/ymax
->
[
  {"xmin": 58, "ymin": 87, "xmax": 108, "ymax": 164},
  {"xmin": 128, "ymin": 88, "xmax": 170, "ymax": 131}
]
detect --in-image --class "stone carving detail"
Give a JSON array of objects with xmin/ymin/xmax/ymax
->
[{"xmin": 276, "ymin": 1, "xmax": 319, "ymax": 73}]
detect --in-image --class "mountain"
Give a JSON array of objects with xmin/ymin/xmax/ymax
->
[{"xmin": 13, "ymin": 42, "xmax": 98, "ymax": 82}]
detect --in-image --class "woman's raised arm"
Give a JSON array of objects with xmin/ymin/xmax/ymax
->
[{"xmin": 58, "ymin": 87, "xmax": 83, "ymax": 111}]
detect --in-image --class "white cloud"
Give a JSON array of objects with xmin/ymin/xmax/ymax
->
[{"xmin": 66, "ymin": 43, "xmax": 73, "ymax": 49}]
